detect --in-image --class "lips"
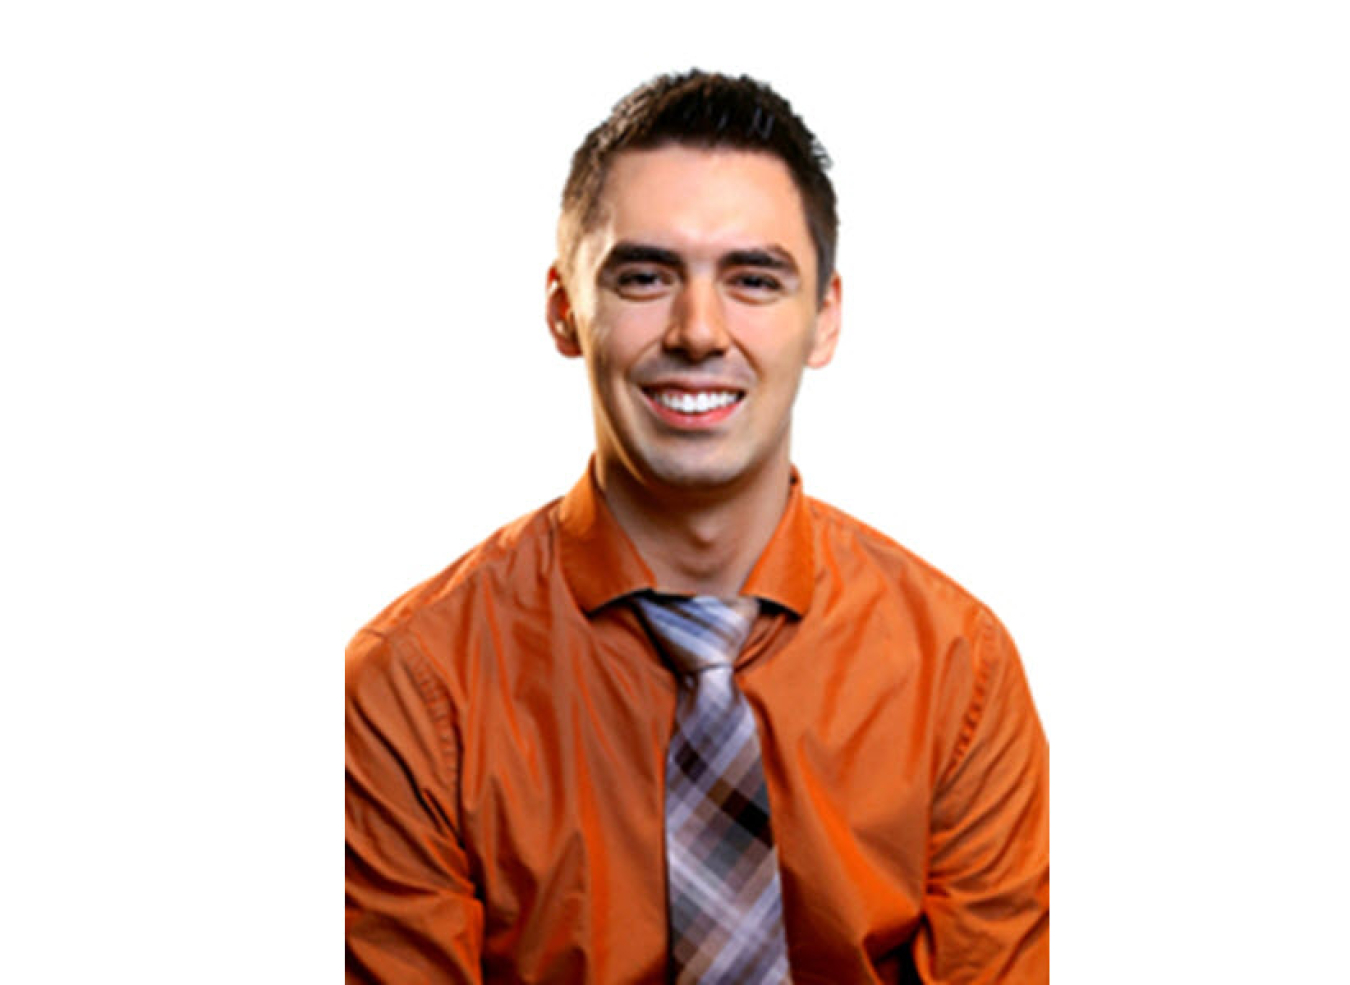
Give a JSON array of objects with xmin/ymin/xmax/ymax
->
[
  {"xmin": 641, "ymin": 385, "xmax": 745, "ymax": 427},
  {"xmin": 650, "ymin": 389, "xmax": 739, "ymax": 413}
]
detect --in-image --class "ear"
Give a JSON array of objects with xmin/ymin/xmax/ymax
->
[
  {"xmin": 806, "ymin": 271, "xmax": 842, "ymax": 369},
  {"xmin": 546, "ymin": 264, "xmax": 583, "ymax": 358}
]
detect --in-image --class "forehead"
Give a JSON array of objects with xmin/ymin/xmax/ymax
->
[{"xmin": 587, "ymin": 146, "xmax": 813, "ymax": 261}]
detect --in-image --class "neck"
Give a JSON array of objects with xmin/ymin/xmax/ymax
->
[{"xmin": 595, "ymin": 456, "xmax": 792, "ymax": 598}]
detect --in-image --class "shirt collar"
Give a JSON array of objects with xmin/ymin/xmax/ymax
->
[
  {"xmin": 740, "ymin": 470, "xmax": 815, "ymax": 617},
  {"xmin": 557, "ymin": 461, "xmax": 816, "ymax": 618},
  {"xmin": 557, "ymin": 461, "xmax": 658, "ymax": 613}
]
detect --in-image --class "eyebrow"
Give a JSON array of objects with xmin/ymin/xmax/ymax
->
[
  {"xmin": 602, "ymin": 242, "xmax": 800, "ymax": 277},
  {"xmin": 722, "ymin": 248, "xmax": 798, "ymax": 275},
  {"xmin": 604, "ymin": 243, "xmax": 683, "ymax": 269}
]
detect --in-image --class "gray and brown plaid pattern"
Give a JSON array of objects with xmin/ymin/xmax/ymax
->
[{"xmin": 633, "ymin": 593, "xmax": 791, "ymax": 985}]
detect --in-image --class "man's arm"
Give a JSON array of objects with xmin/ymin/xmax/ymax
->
[
  {"xmin": 912, "ymin": 612, "xmax": 1050, "ymax": 984},
  {"xmin": 345, "ymin": 629, "xmax": 484, "ymax": 983}
]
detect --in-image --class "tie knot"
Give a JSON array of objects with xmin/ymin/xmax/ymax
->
[{"xmin": 632, "ymin": 594, "xmax": 759, "ymax": 675}]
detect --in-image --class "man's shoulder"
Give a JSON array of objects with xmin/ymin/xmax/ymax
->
[
  {"xmin": 803, "ymin": 494, "xmax": 995, "ymax": 621},
  {"xmin": 350, "ymin": 496, "xmax": 564, "ymax": 648}
]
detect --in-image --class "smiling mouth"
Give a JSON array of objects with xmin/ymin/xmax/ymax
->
[{"xmin": 646, "ymin": 388, "xmax": 743, "ymax": 414}]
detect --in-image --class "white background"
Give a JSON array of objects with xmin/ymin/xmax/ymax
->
[{"xmin": 3, "ymin": 1, "xmax": 1347, "ymax": 980}]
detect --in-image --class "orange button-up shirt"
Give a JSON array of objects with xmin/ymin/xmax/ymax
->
[{"xmin": 346, "ymin": 467, "xmax": 1048, "ymax": 983}]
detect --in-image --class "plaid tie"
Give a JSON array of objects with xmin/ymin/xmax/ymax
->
[{"xmin": 633, "ymin": 593, "xmax": 791, "ymax": 984}]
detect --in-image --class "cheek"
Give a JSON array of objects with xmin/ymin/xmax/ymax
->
[
  {"xmin": 587, "ymin": 300, "xmax": 667, "ymax": 368},
  {"xmin": 737, "ymin": 313, "xmax": 819, "ymax": 371}
]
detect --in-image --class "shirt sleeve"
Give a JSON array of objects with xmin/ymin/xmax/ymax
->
[
  {"xmin": 345, "ymin": 628, "xmax": 484, "ymax": 983},
  {"xmin": 911, "ymin": 612, "xmax": 1050, "ymax": 984}
]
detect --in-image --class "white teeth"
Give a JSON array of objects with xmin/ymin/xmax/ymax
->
[{"xmin": 654, "ymin": 390, "xmax": 739, "ymax": 413}]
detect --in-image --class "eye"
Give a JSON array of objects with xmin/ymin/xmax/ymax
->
[
  {"xmin": 727, "ymin": 270, "xmax": 785, "ymax": 300},
  {"xmin": 735, "ymin": 273, "xmax": 781, "ymax": 290},
  {"xmin": 612, "ymin": 267, "xmax": 672, "ymax": 299}
]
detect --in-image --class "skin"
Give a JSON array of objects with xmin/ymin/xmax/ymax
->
[{"xmin": 547, "ymin": 146, "xmax": 842, "ymax": 596}]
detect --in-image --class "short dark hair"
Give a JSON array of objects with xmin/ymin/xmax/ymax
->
[{"xmin": 558, "ymin": 69, "xmax": 838, "ymax": 302}]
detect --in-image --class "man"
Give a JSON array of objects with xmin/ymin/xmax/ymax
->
[{"xmin": 346, "ymin": 70, "xmax": 1048, "ymax": 983}]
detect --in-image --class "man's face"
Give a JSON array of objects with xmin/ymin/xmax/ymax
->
[{"xmin": 549, "ymin": 145, "xmax": 841, "ymax": 495}]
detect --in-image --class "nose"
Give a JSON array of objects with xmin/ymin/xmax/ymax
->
[{"xmin": 663, "ymin": 278, "xmax": 730, "ymax": 361}]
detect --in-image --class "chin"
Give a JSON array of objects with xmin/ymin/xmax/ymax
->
[{"xmin": 637, "ymin": 450, "xmax": 757, "ymax": 492}]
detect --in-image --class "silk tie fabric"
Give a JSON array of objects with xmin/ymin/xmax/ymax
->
[{"xmin": 632, "ymin": 593, "xmax": 792, "ymax": 984}]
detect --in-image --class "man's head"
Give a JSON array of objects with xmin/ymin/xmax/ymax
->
[
  {"xmin": 546, "ymin": 71, "xmax": 842, "ymax": 500},
  {"xmin": 556, "ymin": 70, "xmax": 838, "ymax": 305}
]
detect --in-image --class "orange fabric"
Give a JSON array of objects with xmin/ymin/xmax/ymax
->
[{"xmin": 346, "ymin": 466, "xmax": 1048, "ymax": 983}]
